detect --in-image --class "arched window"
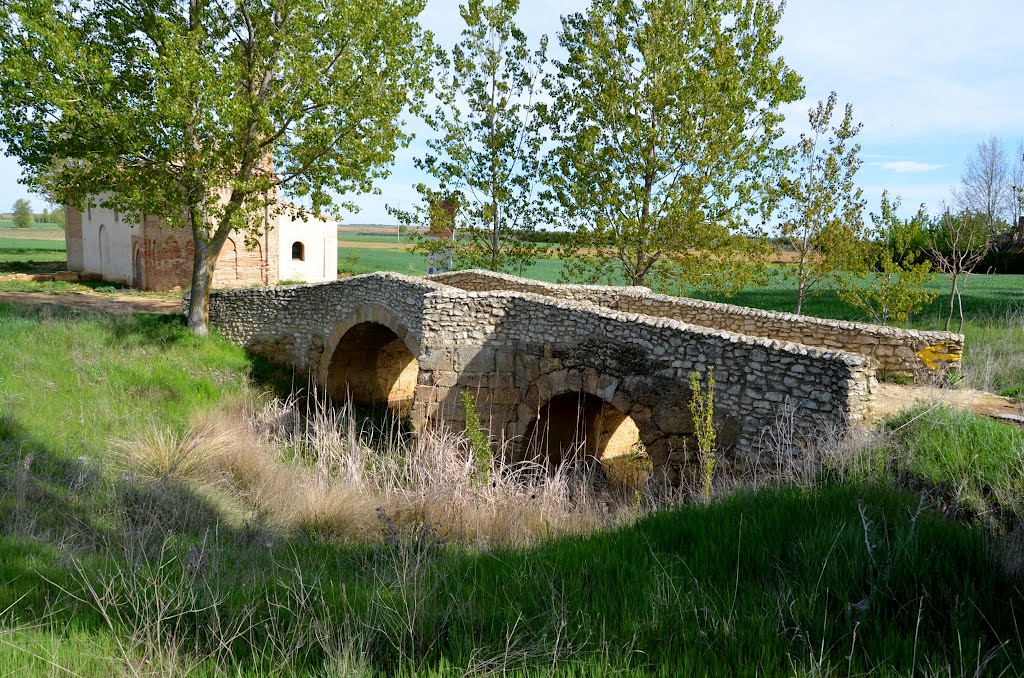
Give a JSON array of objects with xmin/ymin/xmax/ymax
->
[{"xmin": 291, "ymin": 241, "xmax": 305, "ymax": 261}]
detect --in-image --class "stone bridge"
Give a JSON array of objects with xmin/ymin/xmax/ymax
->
[{"xmin": 205, "ymin": 270, "xmax": 963, "ymax": 471}]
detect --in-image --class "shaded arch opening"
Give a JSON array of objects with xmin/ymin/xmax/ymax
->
[
  {"xmin": 291, "ymin": 241, "xmax": 305, "ymax": 261},
  {"xmin": 326, "ymin": 322, "xmax": 418, "ymax": 416},
  {"xmin": 524, "ymin": 391, "xmax": 640, "ymax": 466}
]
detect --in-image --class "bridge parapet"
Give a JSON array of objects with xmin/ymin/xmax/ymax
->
[
  {"xmin": 428, "ymin": 269, "xmax": 963, "ymax": 377},
  {"xmin": 206, "ymin": 271, "xmax": 898, "ymax": 472},
  {"xmin": 207, "ymin": 272, "xmax": 445, "ymax": 371}
]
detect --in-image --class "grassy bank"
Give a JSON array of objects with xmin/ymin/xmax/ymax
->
[{"xmin": 1, "ymin": 302, "xmax": 1023, "ymax": 675}]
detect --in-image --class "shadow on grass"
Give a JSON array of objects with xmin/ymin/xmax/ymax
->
[
  {"xmin": 2, "ymin": 397, "xmax": 1023, "ymax": 675},
  {"xmin": 0, "ymin": 257, "xmax": 66, "ymax": 276}
]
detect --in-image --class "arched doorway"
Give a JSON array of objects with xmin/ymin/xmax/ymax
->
[
  {"xmin": 325, "ymin": 322, "xmax": 419, "ymax": 416},
  {"xmin": 213, "ymin": 237, "xmax": 238, "ymax": 286},
  {"xmin": 524, "ymin": 392, "xmax": 640, "ymax": 466}
]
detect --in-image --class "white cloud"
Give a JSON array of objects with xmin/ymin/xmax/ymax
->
[{"xmin": 877, "ymin": 161, "xmax": 945, "ymax": 174}]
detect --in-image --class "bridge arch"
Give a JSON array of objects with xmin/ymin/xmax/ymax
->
[
  {"xmin": 522, "ymin": 391, "xmax": 643, "ymax": 466},
  {"xmin": 318, "ymin": 305, "xmax": 421, "ymax": 416},
  {"xmin": 514, "ymin": 369, "xmax": 661, "ymax": 466}
]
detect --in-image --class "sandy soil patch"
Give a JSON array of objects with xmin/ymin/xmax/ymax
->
[
  {"xmin": 0, "ymin": 291, "xmax": 181, "ymax": 314},
  {"xmin": 870, "ymin": 382, "xmax": 1023, "ymax": 426}
]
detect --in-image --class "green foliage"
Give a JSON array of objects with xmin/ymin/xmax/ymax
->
[
  {"xmin": 543, "ymin": 0, "xmax": 803, "ymax": 293},
  {"xmin": 840, "ymin": 192, "xmax": 937, "ymax": 325},
  {"xmin": 777, "ymin": 92, "xmax": 867, "ymax": 315},
  {"xmin": 0, "ymin": 0, "xmax": 432, "ymax": 332},
  {"xmin": 459, "ymin": 390, "xmax": 491, "ymax": 486},
  {"xmin": 35, "ymin": 205, "xmax": 64, "ymax": 226},
  {"xmin": 391, "ymin": 0, "xmax": 548, "ymax": 274},
  {"xmin": 12, "ymin": 198, "xmax": 32, "ymax": 228},
  {"xmin": 876, "ymin": 192, "xmax": 931, "ymax": 266},
  {"xmin": 688, "ymin": 367, "xmax": 716, "ymax": 502},
  {"xmin": 885, "ymin": 407, "xmax": 1024, "ymax": 515}
]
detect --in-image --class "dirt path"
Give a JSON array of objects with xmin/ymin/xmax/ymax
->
[
  {"xmin": 870, "ymin": 383, "xmax": 1023, "ymax": 426},
  {"xmin": 0, "ymin": 291, "xmax": 181, "ymax": 314}
]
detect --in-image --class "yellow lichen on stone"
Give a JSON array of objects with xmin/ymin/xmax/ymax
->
[{"xmin": 916, "ymin": 344, "xmax": 962, "ymax": 370}]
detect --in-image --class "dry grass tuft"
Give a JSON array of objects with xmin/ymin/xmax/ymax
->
[{"xmin": 117, "ymin": 392, "xmax": 645, "ymax": 546}]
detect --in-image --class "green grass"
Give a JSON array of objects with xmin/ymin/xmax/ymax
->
[
  {"xmin": 3, "ymin": 478, "xmax": 1020, "ymax": 676},
  {"xmin": 337, "ymin": 232, "xmax": 406, "ymax": 243},
  {"xmin": 0, "ymin": 219, "xmax": 64, "ymax": 230},
  {"xmin": 0, "ymin": 304, "xmax": 253, "ymax": 455},
  {"xmin": 695, "ymin": 267, "xmax": 1024, "ymax": 328},
  {"xmin": 338, "ymin": 246, "xmax": 428, "ymax": 276},
  {"xmin": 0, "ymin": 238, "xmax": 65, "ymax": 250},
  {"xmin": 886, "ymin": 407, "xmax": 1024, "ymax": 512},
  {"xmin": 0, "ymin": 249, "xmax": 67, "ymax": 276},
  {"xmin": 0, "ymin": 302, "xmax": 1023, "ymax": 675}
]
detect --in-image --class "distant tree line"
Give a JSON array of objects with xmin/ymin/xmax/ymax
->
[{"xmin": 8, "ymin": 199, "xmax": 64, "ymax": 228}]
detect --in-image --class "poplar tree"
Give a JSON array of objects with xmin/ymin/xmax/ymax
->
[
  {"xmin": 12, "ymin": 199, "xmax": 32, "ymax": 229},
  {"xmin": 778, "ymin": 92, "xmax": 867, "ymax": 315},
  {"xmin": 0, "ymin": 0, "xmax": 431, "ymax": 334},
  {"xmin": 391, "ymin": 0, "xmax": 547, "ymax": 274},
  {"xmin": 544, "ymin": 0, "xmax": 803, "ymax": 293}
]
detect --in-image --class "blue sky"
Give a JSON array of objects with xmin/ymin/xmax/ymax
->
[{"xmin": 2, "ymin": 0, "xmax": 1022, "ymax": 223}]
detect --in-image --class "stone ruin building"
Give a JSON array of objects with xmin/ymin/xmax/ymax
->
[{"xmin": 64, "ymin": 194, "xmax": 338, "ymax": 291}]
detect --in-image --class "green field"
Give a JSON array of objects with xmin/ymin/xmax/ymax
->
[
  {"xmin": 337, "ymin": 232, "xmax": 408, "ymax": 243},
  {"xmin": 1, "ymin": 303, "xmax": 1022, "ymax": 675}
]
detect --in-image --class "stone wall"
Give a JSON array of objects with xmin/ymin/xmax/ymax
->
[
  {"xmin": 413, "ymin": 289, "xmax": 876, "ymax": 466},
  {"xmin": 428, "ymin": 270, "xmax": 963, "ymax": 377},
  {"xmin": 206, "ymin": 272, "xmax": 447, "ymax": 373},
  {"xmin": 205, "ymin": 272, "xmax": 880, "ymax": 468}
]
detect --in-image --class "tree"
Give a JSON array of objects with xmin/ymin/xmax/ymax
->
[
  {"xmin": 929, "ymin": 209, "xmax": 990, "ymax": 333},
  {"xmin": 777, "ymin": 92, "xmax": 867, "ymax": 315},
  {"xmin": 953, "ymin": 135, "xmax": 1011, "ymax": 239},
  {"xmin": 0, "ymin": 0, "xmax": 431, "ymax": 334},
  {"xmin": 48, "ymin": 206, "xmax": 65, "ymax": 227},
  {"xmin": 390, "ymin": 0, "xmax": 547, "ymax": 274},
  {"xmin": 1009, "ymin": 140, "xmax": 1024, "ymax": 247},
  {"xmin": 840, "ymin": 192, "xmax": 936, "ymax": 326},
  {"xmin": 12, "ymin": 199, "xmax": 32, "ymax": 229},
  {"xmin": 543, "ymin": 0, "xmax": 803, "ymax": 293}
]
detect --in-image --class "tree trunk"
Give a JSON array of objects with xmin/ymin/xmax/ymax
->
[
  {"xmin": 187, "ymin": 237, "xmax": 218, "ymax": 336},
  {"xmin": 945, "ymin": 272, "xmax": 958, "ymax": 333},
  {"xmin": 491, "ymin": 198, "xmax": 499, "ymax": 272},
  {"xmin": 955, "ymin": 284, "xmax": 965, "ymax": 334},
  {"xmin": 795, "ymin": 275, "xmax": 805, "ymax": 316}
]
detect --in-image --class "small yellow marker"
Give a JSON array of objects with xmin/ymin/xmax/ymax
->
[{"xmin": 916, "ymin": 344, "xmax": 962, "ymax": 371}]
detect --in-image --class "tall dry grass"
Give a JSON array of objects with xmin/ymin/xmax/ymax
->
[{"xmin": 118, "ymin": 391, "xmax": 650, "ymax": 547}]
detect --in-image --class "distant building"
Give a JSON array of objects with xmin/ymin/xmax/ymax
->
[
  {"xmin": 425, "ymin": 198, "xmax": 456, "ymax": 275},
  {"xmin": 64, "ymin": 194, "xmax": 338, "ymax": 290}
]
